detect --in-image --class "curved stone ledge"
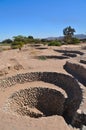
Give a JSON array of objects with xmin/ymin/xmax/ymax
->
[
  {"xmin": 72, "ymin": 110, "xmax": 86, "ymax": 128},
  {"xmin": 0, "ymin": 72, "xmax": 82, "ymax": 121},
  {"xmin": 36, "ymin": 47, "xmax": 48, "ymax": 50},
  {"xmin": 36, "ymin": 55, "xmax": 69, "ymax": 60},
  {"xmin": 54, "ymin": 49, "xmax": 84, "ymax": 55},
  {"xmin": 64, "ymin": 61, "xmax": 86, "ymax": 86},
  {"xmin": 80, "ymin": 59, "xmax": 86, "ymax": 64},
  {"xmin": 62, "ymin": 53, "xmax": 77, "ymax": 58}
]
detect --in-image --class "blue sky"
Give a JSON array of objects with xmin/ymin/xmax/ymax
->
[{"xmin": 0, "ymin": 0, "xmax": 86, "ymax": 41}]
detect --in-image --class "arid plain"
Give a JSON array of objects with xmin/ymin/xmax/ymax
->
[{"xmin": 0, "ymin": 43, "xmax": 86, "ymax": 130}]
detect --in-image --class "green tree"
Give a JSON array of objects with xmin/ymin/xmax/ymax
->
[
  {"xmin": 13, "ymin": 35, "xmax": 26, "ymax": 43},
  {"xmin": 2, "ymin": 39, "xmax": 13, "ymax": 44},
  {"xmin": 11, "ymin": 41, "xmax": 24, "ymax": 50},
  {"xmin": 11, "ymin": 35, "xmax": 25, "ymax": 50},
  {"xmin": 28, "ymin": 36, "xmax": 34, "ymax": 39},
  {"xmin": 27, "ymin": 36, "xmax": 34, "ymax": 43},
  {"xmin": 63, "ymin": 26, "xmax": 75, "ymax": 44}
]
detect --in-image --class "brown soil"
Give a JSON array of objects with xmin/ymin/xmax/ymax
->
[{"xmin": 0, "ymin": 43, "xmax": 86, "ymax": 130}]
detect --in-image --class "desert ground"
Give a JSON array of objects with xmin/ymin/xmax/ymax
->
[{"xmin": 0, "ymin": 43, "xmax": 86, "ymax": 130}]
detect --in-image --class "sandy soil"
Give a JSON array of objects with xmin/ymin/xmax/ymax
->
[{"xmin": 0, "ymin": 43, "xmax": 86, "ymax": 130}]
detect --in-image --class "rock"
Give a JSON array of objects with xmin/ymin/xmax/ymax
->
[{"xmin": 14, "ymin": 64, "xmax": 23, "ymax": 70}]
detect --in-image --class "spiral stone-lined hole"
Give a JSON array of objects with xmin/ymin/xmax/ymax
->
[
  {"xmin": 1, "ymin": 72, "xmax": 83, "ymax": 124},
  {"xmin": 7, "ymin": 87, "xmax": 65, "ymax": 118}
]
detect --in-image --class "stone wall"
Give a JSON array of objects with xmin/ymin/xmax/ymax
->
[
  {"xmin": 0, "ymin": 72, "xmax": 82, "ymax": 120},
  {"xmin": 54, "ymin": 49, "xmax": 84, "ymax": 55},
  {"xmin": 64, "ymin": 61, "xmax": 86, "ymax": 86}
]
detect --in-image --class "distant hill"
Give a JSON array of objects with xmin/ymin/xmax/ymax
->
[
  {"xmin": 46, "ymin": 34, "xmax": 86, "ymax": 40},
  {"xmin": 74, "ymin": 34, "xmax": 86, "ymax": 39},
  {"xmin": 45, "ymin": 36, "xmax": 63, "ymax": 41}
]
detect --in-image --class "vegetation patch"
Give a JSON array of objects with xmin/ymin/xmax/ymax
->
[
  {"xmin": 48, "ymin": 40, "xmax": 62, "ymax": 46},
  {"xmin": 38, "ymin": 56, "xmax": 47, "ymax": 60}
]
